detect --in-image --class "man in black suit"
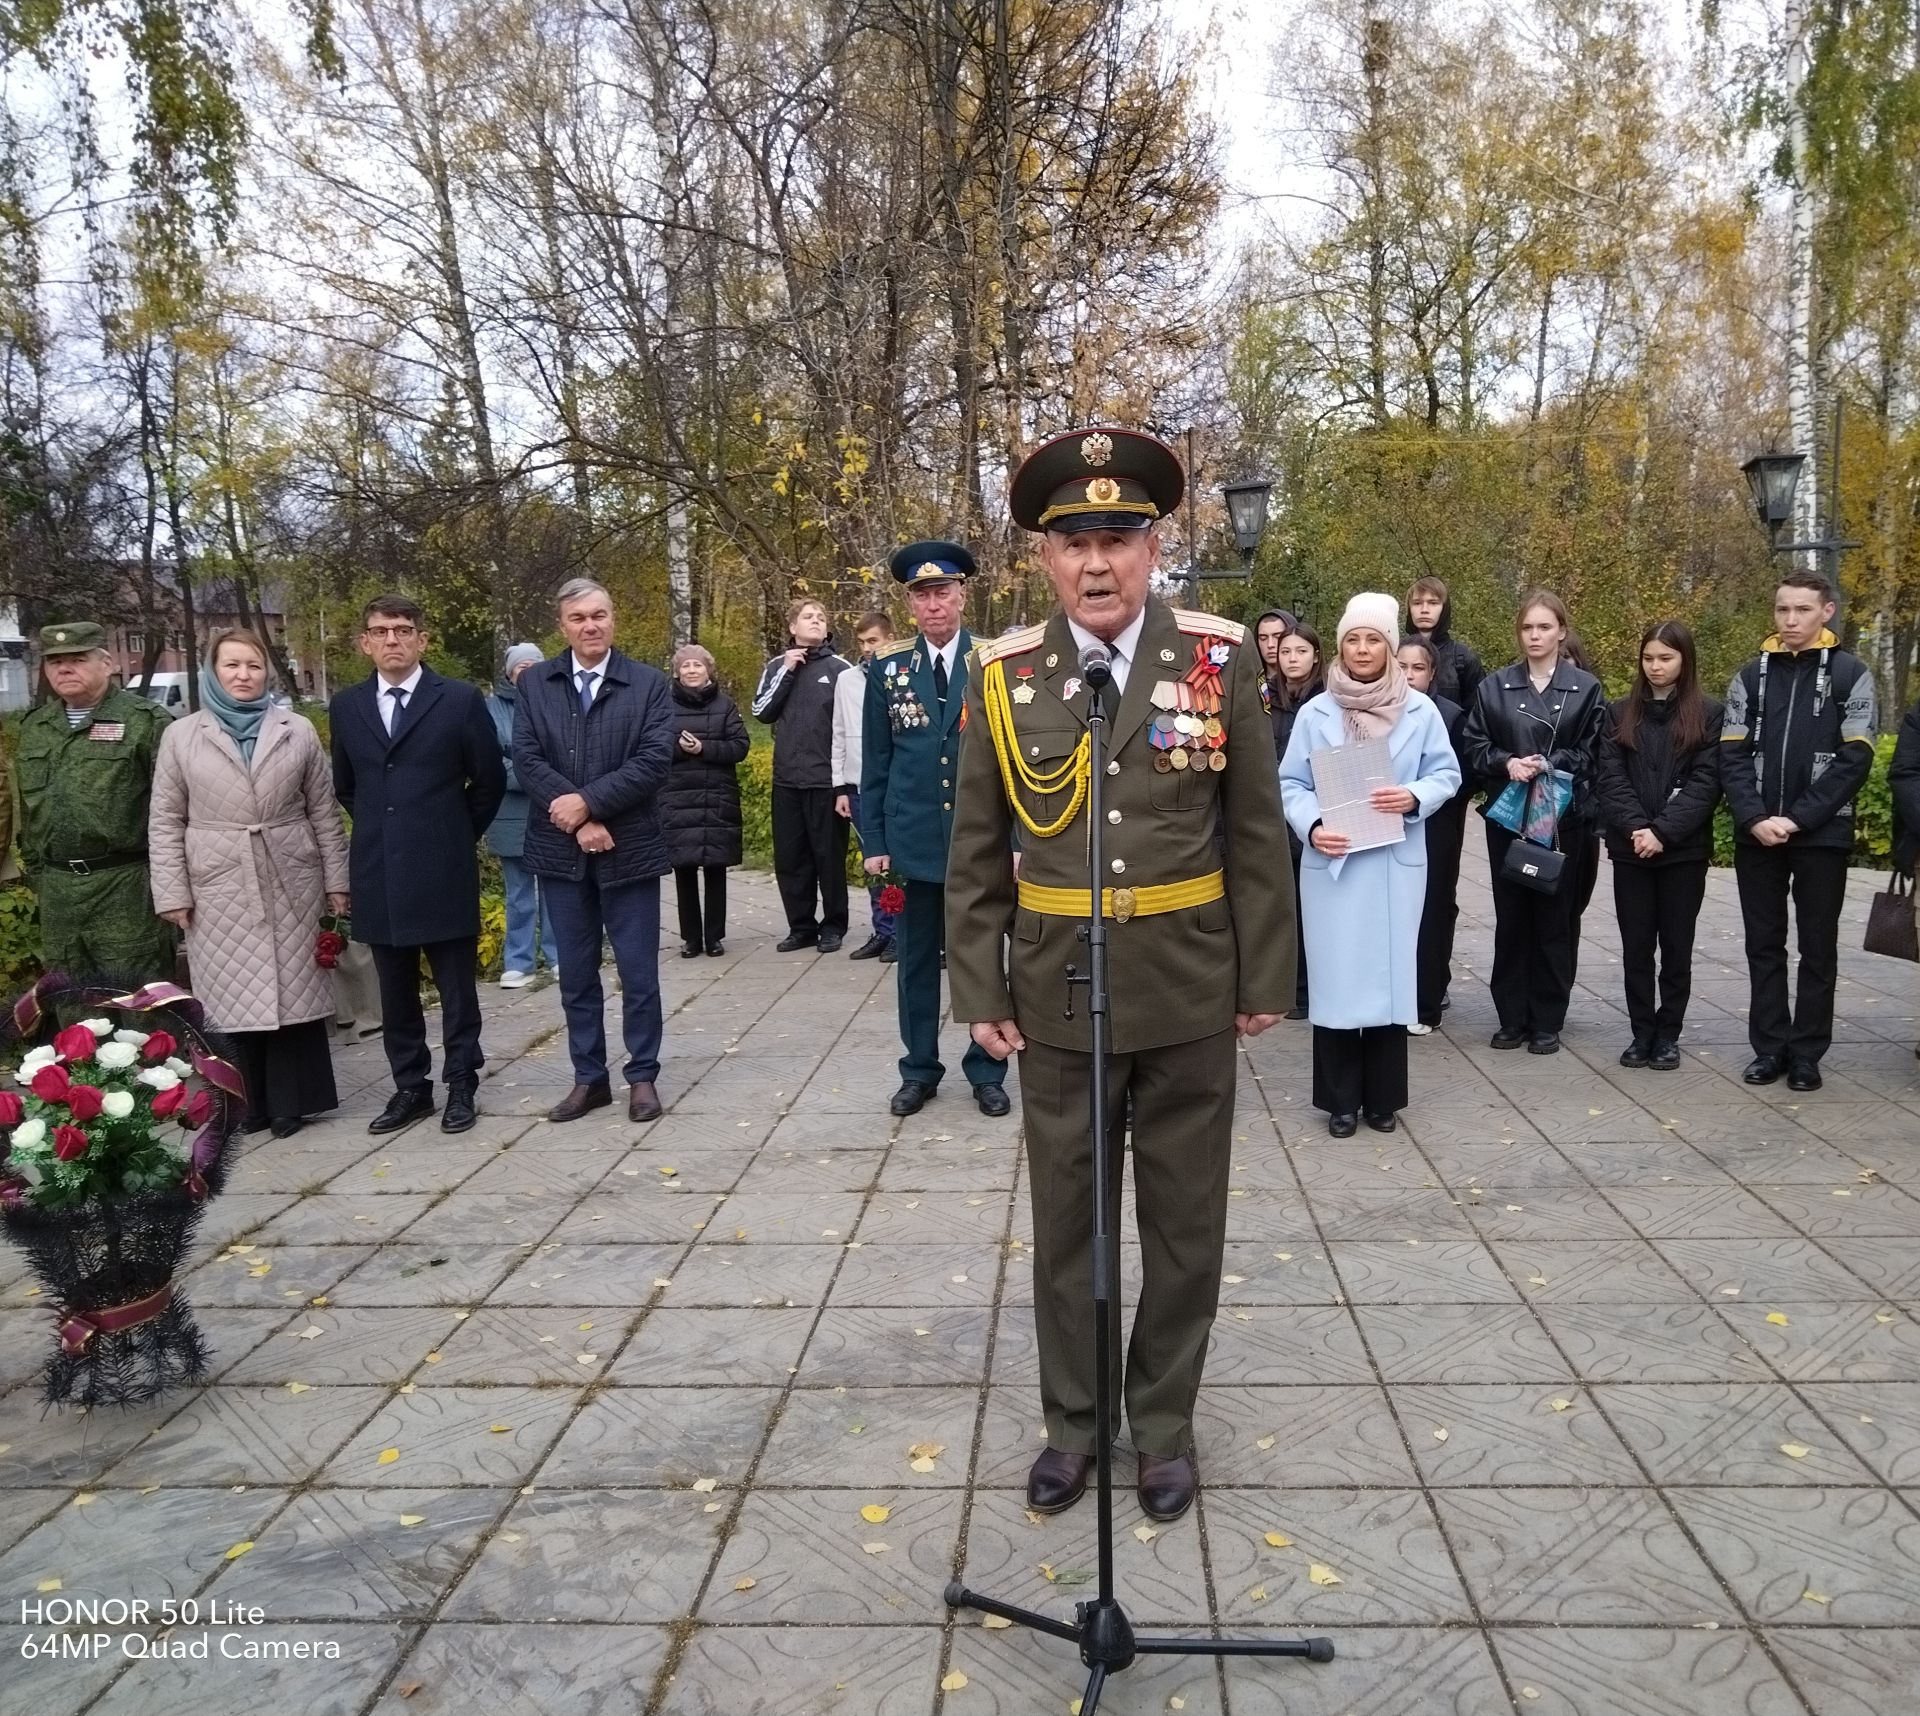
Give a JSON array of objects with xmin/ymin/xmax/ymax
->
[{"xmin": 332, "ymin": 595, "xmax": 507, "ymax": 1134}]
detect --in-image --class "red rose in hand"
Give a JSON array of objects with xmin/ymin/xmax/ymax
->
[
  {"xmin": 65, "ymin": 1084, "xmax": 105, "ymax": 1122},
  {"xmin": 53, "ymin": 1023, "xmax": 98, "ymax": 1063},
  {"xmin": 150, "ymin": 1083, "xmax": 187, "ymax": 1118},
  {"xmin": 52, "ymin": 1123, "xmax": 90, "ymax": 1161},
  {"xmin": 30, "ymin": 1063, "xmax": 71, "ymax": 1103},
  {"xmin": 0, "ymin": 1092, "xmax": 22, "ymax": 1125},
  {"xmin": 142, "ymin": 1031, "xmax": 178, "ymax": 1063},
  {"xmin": 878, "ymin": 884, "xmax": 906, "ymax": 917},
  {"xmin": 184, "ymin": 1087, "xmax": 214, "ymax": 1128}
]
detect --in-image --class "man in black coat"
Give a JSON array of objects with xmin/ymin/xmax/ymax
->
[
  {"xmin": 513, "ymin": 578, "xmax": 676, "ymax": 1124},
  {"xmin": 331, "ymin": 594, "xmax": 507, "ymax": 1135}
]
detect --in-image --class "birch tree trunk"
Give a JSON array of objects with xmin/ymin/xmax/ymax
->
[{"xmin": 1784, "ymin": 0, "xmax": 1821, "ymax": 562}]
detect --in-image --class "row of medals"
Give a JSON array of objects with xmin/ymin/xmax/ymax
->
[{"xmin": 1149, "ymin": 710, "xmax": 1227, "ymax": 772}]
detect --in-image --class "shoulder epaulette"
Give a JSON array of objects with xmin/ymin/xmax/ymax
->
[
  {"xmin": 1172, "ymin": 609, "xmax": 1245, "ymax": 642},
  {"xmin": 874, "ymin": 638, "xmax": 916, "ymax": 659},
  {"xmin": 977, "ymin": 622, "xmax": 1048, "ymax": 666}
]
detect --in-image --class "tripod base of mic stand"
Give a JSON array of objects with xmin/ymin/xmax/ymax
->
[{"xmin": 945, "ymin": 1580, "xmax": 1334, "ymax": 1714}]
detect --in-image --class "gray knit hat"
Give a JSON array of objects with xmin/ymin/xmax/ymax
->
[{"xmin": 503, "ymin": 642, "xmax": 544, "ymax": 675}]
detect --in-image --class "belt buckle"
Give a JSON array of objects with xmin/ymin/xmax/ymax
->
[
  {"xmin": 66, "ymin": 859, "xmax": 91, "ymax": 877},
  {"xmin": 1111, "ymin": 887, "xmax": 1137, "ymax": 924}
]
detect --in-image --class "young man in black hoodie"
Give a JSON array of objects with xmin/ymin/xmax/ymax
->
[
  {"xmin": 1721, "ymin": 572, "xmax": 1877, "ymax": 1091},
  {"xmin": 754, "ymin": 598, "xmax": 852, "ymax": 951},
  {"xmin": 1407, "ymin": 578, "xmax": 1484, "ymax": 711}
]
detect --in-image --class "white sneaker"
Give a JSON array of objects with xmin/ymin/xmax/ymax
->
[
  {"xmin": 498, "ymin": 970, "xmax": 533, "ymax": 990},
  {"xmin": 1408, "ymin": 1022, "xmax": 1434, "ymax": 1036}
]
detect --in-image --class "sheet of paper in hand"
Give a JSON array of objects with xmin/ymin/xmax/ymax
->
[{"xmin": 1309, "ymin": 739, "xmax": 1406, "ymax": 852}]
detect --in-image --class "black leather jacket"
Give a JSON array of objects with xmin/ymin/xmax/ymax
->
[{"xmin": 1460, "ymin": 660, "xmax": 1607, "ymax": 838}]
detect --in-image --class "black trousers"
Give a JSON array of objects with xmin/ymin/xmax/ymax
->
[
  {"xmin": 1735, "ymin": 842, "xmax": 1851, "ymax": 1064},
  {"xmin": 1312, "ymin": 1025, "xmax": 1409, "ymax": 1116},
  {"xmin": 674, "ymin": 864, "xmax": 728, "ymax": 950},
  {"xmin": 370, "ymin": 937, "xmax": 482, "ymax": 1093},
  {"xmin": 1484, "ymin": 822, "xmax": 1581, "ymax": 1035},
  {"xmin": 771, "ymin": 783, "xmax": 849, "ymax": 937},
  {"xmin": 1417, "ymin": 799, "xmax": 1468, "ymax": 1023},
  {"xmin": 1612, "ymin": 858, "xmax": 1708, "ymax": 1043},
  {"xmin": 1564, "ymin": 834, "xmax": 1602, "ymax": 987}
]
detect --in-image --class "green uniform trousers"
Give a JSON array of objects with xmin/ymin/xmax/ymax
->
[
  {"xmin": 1018, "ymin": 1026, "xmax": 1236, "ymax": 1459},
  {"xmin": 896, "ymin": 879, "xmax": 1003, "ymax": 1091},
  {"xmin": 37, "ymin": 864, "xmax": 177, "ymax": 989}
]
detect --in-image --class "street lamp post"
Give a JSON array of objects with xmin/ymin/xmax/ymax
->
[
  {"xmin": 1740, "ymin": 416, "xmax": 1859, "ymax": 595},
  {"xmin": 1181, "ymin": 474, "xmax": 1275, "ymax": 605}
]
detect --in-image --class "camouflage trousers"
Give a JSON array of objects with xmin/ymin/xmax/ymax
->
[{"xmin": 36, "ymin": 864, "xmax": 178, "ymax": 991}]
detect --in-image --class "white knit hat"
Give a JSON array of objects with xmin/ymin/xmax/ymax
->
[{"xmin": 1336, "ymin": 593, "xmax": 1400, "ymax": 650}]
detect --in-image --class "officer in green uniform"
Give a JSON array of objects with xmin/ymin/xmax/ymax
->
[
  {"xmin": 946, "ymin": 428, "xmax": 1296, "ymax": 1522},
  {"xmin": 859, "ymin": 541, "xmax": 1009, "ymax": 1118},
  {"xmin": 14, "ymin": 622, "xmax": 176, "ymax": 984}
]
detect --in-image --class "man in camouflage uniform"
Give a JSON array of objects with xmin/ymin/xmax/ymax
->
[{"xmin": 13, "ymin": 623, "xmax": 176, "ymax": 984}]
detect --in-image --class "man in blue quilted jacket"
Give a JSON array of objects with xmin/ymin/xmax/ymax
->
[{"xmin": 513, "ymin": 579, "xmax": 676, "ymax": 1123}]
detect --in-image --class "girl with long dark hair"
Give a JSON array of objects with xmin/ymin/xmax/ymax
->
[
  {"xmin": 1595, "ymin": 620, "xmax": 1723, "ymax": 1069},
  {"xmin": 1273, "ymin": 622, "xmax": 1324, "ymax": 1017}
]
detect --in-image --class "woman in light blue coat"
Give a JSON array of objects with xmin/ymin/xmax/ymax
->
[{"xmin": 1280, "ymin": 593, "xmax": 1462, "ymax": 1136}]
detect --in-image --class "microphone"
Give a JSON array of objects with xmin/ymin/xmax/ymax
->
[{"xmin": 1078, "ymin": 642, "xmax": 1114, "ymax": 688}]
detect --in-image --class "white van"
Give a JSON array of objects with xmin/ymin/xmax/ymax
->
[{"xmin": 127, "ymin": 671, "xmax": 188, "ymax": 710}]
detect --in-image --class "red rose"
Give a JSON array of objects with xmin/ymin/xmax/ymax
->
[
  {"xmin": 184, "ymin": 1087, "xmax": 214, "ymax": 1128},
  {"xmin": 30, "ymin": 1063, "xmax": 71, "ymax": 1103},
  {"xmin": 150, "ymin": 1083, "xmax": 187, "ymax": 1118},
  {"xmin": 0, "ymin": 1091, "xmax": 22, "ymax": 1125},
  {"xmin": 53, "ymin": 1023, "xmax": 98, "ymax": 1063},
  {"xmin": 52, "ymin": 1123, "xmax": 90, "ymax": 1161},
  {"xmin": 65, "ymin": 1084, "xmax": 105, "ymax": 1121},
  {"xmin": 142, "ymin": 1031, "xmax": 178, "ymax": 1063},
  {"xmin": 878, "ymin": 884, "xmax": 906, "ymax": 917}
]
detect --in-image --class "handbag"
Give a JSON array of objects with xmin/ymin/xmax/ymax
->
[
  {"xmin": 1500, "ymin": 836, "xmax": 1567, "ymax": 895},
  {"xmin": 1863, "ymin": 870, "xmax": 1919, "ymax": 962}
]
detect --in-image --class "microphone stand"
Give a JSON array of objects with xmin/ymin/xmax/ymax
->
[{"xmin": 945, "ymin": 651, "xmax": 1333, "ymax": 1712}]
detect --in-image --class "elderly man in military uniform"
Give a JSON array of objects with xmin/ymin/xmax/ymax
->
[
  {"xmin": 946, "ymin": 428, "xmax": 1296, "ymax": 1523},
  {"xmin": 859, "ymin": 541, "xmax": 1010, "ymax": 1118},
  {"xmin": 14, "ymin": 622, "xmax": 176, "ymax": 983}
]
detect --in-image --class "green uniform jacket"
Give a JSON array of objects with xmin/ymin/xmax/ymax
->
[
  {"xmin": 14, "ymin": 688, "xmax": 173, "ymax": 872},
  {"xmin": 945, "ymin": 600, "xmax": 1297, "ymax": 1053},
  {"xmin": 859, "ymin": 628, "xmax": 974, "ymax": 884}
]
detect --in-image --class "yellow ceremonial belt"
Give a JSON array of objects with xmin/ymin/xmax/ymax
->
[{"xmin": 1017, "ymin": 870, "xmax": 1225, "ymax": 925}]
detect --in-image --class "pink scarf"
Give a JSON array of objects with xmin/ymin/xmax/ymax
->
[{"xmin": 1325, "ymin": 658, "xmax": 1409, "ymax": 743}]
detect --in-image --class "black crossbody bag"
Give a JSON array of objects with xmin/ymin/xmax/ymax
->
[{"xmin": 1497, "ymin": 690, "xmax": 1567, "ymax": 896}]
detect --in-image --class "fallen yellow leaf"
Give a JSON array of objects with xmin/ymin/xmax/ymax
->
[
  {"xmin": 733, "ymin": 1576, "xmax": 756, "ymax": 1591},
  {"xmin": 1548, "ymin": 1399, "xmax": 1573, "ymax": 1413},
  {"xmin": 1802, "ymin": 1589, "xmax": 1831, "ymax": 1606},
  {"xmin": 1432, "ymin": 1427, "xmax": 1449, "ymax": 1442},
  {"xmin": 377, "ymin": 1448, "xmax": 401, "ymax": 1466},
  {"xmin": 860, "ymin": 1503, "xmax": 891, "ymax": 1524},
  {"xmin": 692, "ymin": 1477, "xmax": 718, "ymax": 1493},
  {"xmin": 225, "ymin": 1541, "xmax": 254, "ymax": 1561},
  {"xmin": 1766, "ymin": 1312, "xmax": 1791, "ymax": 1326},
  {"xmin": 1255, "ymin": 1435, "xmax": 1276, "ymax": 1451},
  {"xmin": 862, "ymin": 1542, "xmax": 890, "ymax": 1555},
  {"xmin": 910, "ymin": 1457, "xmax": 937, "ymax": 1474},
  {"xmin": 1780, "ymin": 1443, "xmax": 1812, "ymax": 1459},
  {"xmin": 35, "ymin": 1578, "xmax": 61, "ymax": 1593},
  {"xmin": 1307, "ymin": 1563, "xmax": 1342, "ymax": 1586},
  {"xmin": 982, "ymin": 1615, "xmax": 1012, "ymax": 1629},
  {"xmin": 1247, "ymin": 1585, "xmax": 1268, "ymax": 1602},
  {"xmin": 286, "ymin": 1382, "xmax": 310, "ymax": 1395},
  {"xmin": 398, "ymin": 1514, "xmax": 425, "ymax": 1527},
  {"xmin": 1264, "ymin": 1531, "xmax": 1291, "ymax": 1548},
  {"xmin": 1133, "ymin": 1523, "xmax": 1157, "ymax": 1543},
  {"xmin": 489, "ymin": 1425, "xmax": 511, "ymax": 1434},
  {"xmin": 940, "ymin": 1671, "xmax": 968, "ymax": 1691}
]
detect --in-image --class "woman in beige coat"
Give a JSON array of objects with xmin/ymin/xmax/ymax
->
[{"xmin": 149, "ymin": 630, "xmax": 351, "ymax": 1137}]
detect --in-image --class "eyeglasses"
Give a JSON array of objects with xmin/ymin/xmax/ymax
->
[{"xmin": 364, "ymin": 626, "xmax": 419, "ymax": 640}]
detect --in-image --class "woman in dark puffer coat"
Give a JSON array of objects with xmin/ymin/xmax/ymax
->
[{"xmin": 660, "ymin": 645, "xmax": 752, "ymax": 957}]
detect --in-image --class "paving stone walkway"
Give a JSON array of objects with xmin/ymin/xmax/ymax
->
[{"xmin": 3, "ymin": 829, "xmax": 1919, "ymax": 1715}]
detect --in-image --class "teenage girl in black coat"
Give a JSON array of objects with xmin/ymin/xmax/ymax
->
[{"xmin": 1272, "ymin": 622, "xmax": 1324, "ymax": 1016}]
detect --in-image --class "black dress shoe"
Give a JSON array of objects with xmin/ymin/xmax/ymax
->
[
  {"xmin": 1490, "ymin": 1027, "xmax": 1528, "ymax": 1050},
  {"xmin": 680, "ymin": 942, "xmax": 702, "ymax": 959},
  {"xmin": 268, "ymin": 1116, "xmax": 304, "ymax": 1140},
  {"xmin": 1648, "ymin": 1040, "xmax": 1681, "ymax": 1072},
  {"xmin": 776, "ymin": 931, "xmax": 819, "ymax": 952},
  {"xmin": 818, "ymin": 932, "xmax": 844, "ymax": 953},
  {"xmin": 1743, "ymin": 1054, "xmax": 1784, "ymax": 1085},
  {"xmin": 1620, "ymin": 1038, "xmax": 1652, "ymax": 1069},
  {"xmin": 441, "ymin": 1085, "xmax": 478, "ymax": 1133},
  {"xmin": 1528, "ymin": 1032, "xmax": 1561, "ymax": 1055},
  {"xmin": 706, "ymin": 941, "xmax": 725, "ymax": 957},
  {"xmin": 369, "ymin": 1088, "xmax": 435, "ymax": 1134},
  {"xmin": 1328, "ymin": 1112, "xmax": 1359, "ymax": 1138},
  {"xmin": 889, "ymin": 1080, "xmax": 937, "ymax": 1116},
  {"xmin": 975, "ymin": 1083, "xmax": 1011, "ymax": 1117},
  {"xmin": 1364, "ymin": 1110, "xmax": 1397, "ymax": 1133},
  {"xmin": 1026, "ymin": 1448, "xmax": 1093, "ymax": 1514},
  {"xmin": 1137, "ymin": 1450, "xmax": 1197, "ymax": 1522},
  {"xmin": 1787, "ymin": 1061, "xmax": 1823, "ymax": 1092},
  {"xmin": 548, "ymin": 1080, "xmax": 613, "ymax": 1123},
  {"xmin": 878, "ymin": 941, "xmax": 897, "ymax": 964},
  {"xmin": 847, "ymin": 935, "xmax": 887, "ymax": 960}
]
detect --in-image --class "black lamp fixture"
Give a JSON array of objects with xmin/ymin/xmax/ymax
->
[
  {"xmin": 1220, "ymin": 478, "xmax": 1275, "ymax": 561},
  {"xmin": 1740, "ymin": 451, "xmax": 1807, "ymax": 535}
]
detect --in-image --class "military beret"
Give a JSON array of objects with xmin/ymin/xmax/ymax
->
[
  {"xmin": 888, "ymin": 540, "xmax": 975, "ymax": 587},
  {"xmin": 39, "ymin": 622, "xmax": 107, "ymax": 658},
  {"xmin": 1008, "ymin": 427, "xmax": 1186, "ymax": 533}
]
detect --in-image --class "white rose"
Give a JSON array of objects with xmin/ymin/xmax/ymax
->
[
  {"xmin": 80, "ymin": 1018, "xmax": 114, "ymax": 1037},
  {"xmin": 112, "ymin": 1029, "xmax": 151, "ymax": 1048},
  {"xmin": 11, "ymin": 1117, "xmax": 46, "ymax": 1149},
  {"xmin": 136, "ymin": 1067, "xmax": 181, "ymax": 1092},
  {"xmin": 93, "ymin": 1042, "xmax": 138, "ymax": 1070},
  {"xmin": 166, "ymin": 1057, "xmax": 192, "ymax": 1078},
  {"xmin": 19, "ymin": 1044, "xmax": 57, "ymax": 1070},
  {"xmin": 101, "ymin": 1090, "xmax": 135, "ymax": 1120}
]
